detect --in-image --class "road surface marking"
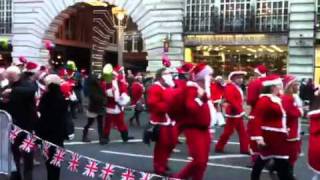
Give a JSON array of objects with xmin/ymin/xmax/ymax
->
[
  {"xmin": 75, "ymin": 127, "xmax": 95, "ymax": 131},
  {"xmin": 100, "ymin": 150, "xmax": 262, "ymax": 172},
  {"xmin": 64, "ymin": 139, "xmax": 142, "ymax": 146}
]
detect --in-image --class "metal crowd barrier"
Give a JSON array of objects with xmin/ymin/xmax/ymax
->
[{"xmin": 0, "ymin": 110, "xmax": 14, "ymax": 176}]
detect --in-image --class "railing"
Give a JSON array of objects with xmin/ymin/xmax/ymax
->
[{"xmin": 0, "ymin": 110, "xmax": 14, "ymax": 176}]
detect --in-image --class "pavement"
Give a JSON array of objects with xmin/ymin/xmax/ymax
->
[{"xmin": 1, "ymin": 109, "xmax": 315, "ymax": 180}]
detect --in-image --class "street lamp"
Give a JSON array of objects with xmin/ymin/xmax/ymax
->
[{"xmin": 112, "ymin": 7, "xmax": 128, "ymax": 66}]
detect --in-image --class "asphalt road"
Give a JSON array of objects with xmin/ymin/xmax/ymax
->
[{"xmin": 1, "ymin": 109, "xmax": 315, "ymax": 180}]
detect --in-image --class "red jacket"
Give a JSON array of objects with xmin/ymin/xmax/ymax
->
[
  {"xmin": 247, "ymin": 77, "xmax": 263, "ymax": 108},
  {"xmin": 251, "ymin": 94, "xmax": 290, "ymax": 159},
  {"xmin": 308, "ymin": 109, "xmax": 320, "ymax": 172},
  {"xmin": 210, "ymin": 82, "xmax": 224, "ymax": 103},
  {"xmin": 165, "ymin": 79, "xmax": 187, "ymax": 122},
  {"xmin": 224, "ymin": 83, "xmax": 245, "ymax": 118},
  {"xmin": 131, "ymin": 82, "xmax": 144, "ymax": 105},
  {"xmin": 179, "ymin": 81, "xmax": 211, "ymax": 129},
  {"xmin": 281, "ymin": 94, "xmax": 303, "ymax": 141},
  {"xmin": 105, "ymin": 79, "xmax": 130, "ymax": 114},
  {"xmin": 147, "ymin": 82, "xmax": 174, "ymax": 126},
  {"xmin": 251, "ymin": 94, "xmax": 288, "ymax": 139}
]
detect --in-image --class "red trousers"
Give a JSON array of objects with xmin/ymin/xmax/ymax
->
[
  {"xmin": 175, "ymin": 128, "xmax": 211, "ymax": 180},
  {"xmin": 153, "ymin": 125, "xmax": 178, "ymax": 174},
  {"xmin": 288, "ymin": 140, "xmax": 301, "ymax": 166},
  {"xmin": 215, "ymin": 117, "xmax": 249, "ymax": 153},
  {"xmin": 104, "ymin": 112, "xmax": 128, "ymax": 137}
]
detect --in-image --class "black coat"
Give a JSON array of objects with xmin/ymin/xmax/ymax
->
[
  {"xmin": 6, "ymin": 79, "xmax": 37, "ymax": 131},
  {"xmin": 87, "ymin": 77, "xmax": 106, "ymax": 115},
  {"xmin": 37, "ymin": 84, "xmax": 68, "ymax": 144}
]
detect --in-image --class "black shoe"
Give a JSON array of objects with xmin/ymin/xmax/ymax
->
[
  {"xmin": 99, "ymin": 138, "xmax": 109, "ymax": 145},
  {"xmin": 121, "ymin": 131, "xmax": 134, "ymax": 143}
]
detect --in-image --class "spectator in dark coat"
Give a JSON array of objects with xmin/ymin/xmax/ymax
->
[
  {"xmin": 82, "ymin": 75, "xmax": 108, "ymax": 144},
  {"xmin": 37, "ymin": 74, "xmax": 68, "ymax": 180},
  {"xmin": 4, "ymin": 66, "xmax": 37, "ymax": 180},
  {"xmin": 299, "ymin": 78, "xmax": 308, "ymax": 104},
  {"xmin": 306, "ymin": 78, "xmax": 316, "ymax": 105}
]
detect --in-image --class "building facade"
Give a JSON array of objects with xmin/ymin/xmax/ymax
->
[
  {"xmin": 0, "ymin": 0, "xmax": 318, "ymax": 79},
  {"xmin": 184, "ymin": 0, "xmax": 316, "ymax": 80}
]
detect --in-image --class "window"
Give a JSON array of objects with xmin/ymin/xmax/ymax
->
[{"xmin": 0, "ymin": 0, "xmax": 12, "ymax": 34}]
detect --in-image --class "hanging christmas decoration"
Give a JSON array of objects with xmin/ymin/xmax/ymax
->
[
  {"xmin": 9, "ymin": 126, "xmax": 22, "ymax": 144},
  {"xmin": 83, "ymin": 160, "xmax": 99, "ymax": 178},
  {"xmin": 100, "ymin": 163, "xmax": 114, "ymax": 180},
  {"xmin": 50, "ymin": 148, "xmax": 65, "ymax": 167},
  {"xmin": 68, "ymin": 152, "xmax": 81, "ymax": 172},
  {"xmin": 121, "ymin": 169, "xmax": 135, "ymax": 180},
  {"xmin": 162, "ymin": 54, "xmax": 171, "ymax": 68},
  {"xmin": 19, "ymin": 134, "xmax": 36, "ymax": 153}
]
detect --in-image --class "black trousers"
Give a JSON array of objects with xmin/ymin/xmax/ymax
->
[
  {"xmin": 84, "ymin": 115, "xmax": 103, "ymax": 138},
  {"xmin": 45, "ymin": 141, "xmax": 63, "ymax": 180},
  {"xmin": 129, "ymin": 109, "xmax": 142, "ymax": 126},
  {"xmin": 251, "ymin": 156, "xmax": 295, "ymax": 180},
  {"xmin": 11, "ymin": 134, "xmax": 34, "ymax": 180}
]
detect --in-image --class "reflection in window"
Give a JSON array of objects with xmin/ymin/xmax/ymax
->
[{"xmin": 0, "ymin": 0, "xmax": 12, "ymax": 34}]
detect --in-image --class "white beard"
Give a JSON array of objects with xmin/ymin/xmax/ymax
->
[{"xmin": 162, "ymin": 74, "xmax": 175, "ymax": 87}]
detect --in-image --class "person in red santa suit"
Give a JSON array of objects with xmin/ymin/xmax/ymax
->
[
  {"xmin": 281, "ymin": 75, "xmax": 303, "ymax": 173},
  {"xmin": 250, "ymin": 75, "xmax": 294, "ymax": 180},
  {"xmin": 104, "ymin": 65, "xmax": 134, "ymax": 143},
  {"xmin": 129, "ymin": 74, "xmax": 145, "ymax": 126},
  {"xmin": 173, "ymin": 63, "xmax": 214, "ymax": 180},
  {"xmin": 210, "ymin": 75, "xmax": 226, "ymax": 127},
  {"xmin": 247, "ymin": 65, "xmax": 268, "ymax": 163},
  {"xmin": 307, "ymin": 91, "xmax": 320, "ymax": 180},
  {"xmin": 215, "ymin": 71, "xmax": 249, "ymax": 154},
  {"xmin": 147, "ymin": 68, "xmax": 177, "ymax": 175}
]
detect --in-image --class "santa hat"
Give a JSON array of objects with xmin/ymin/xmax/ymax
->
[
  {"xmin": 192, "ymin": 63, "xmax": 214, "ymax": 81},
  {"xmin": 113, "ymin": 65, "xmax": 124, "ymax": 75},
  {"xmin": 17, "ymin": 56, "xmax": 28, "ymax": 65},
  {"xmin": 177, "ymin": 63, "xmax": 194, "ymax": 74},
  {"xmin": 254, "ymin": 65, "xmax": 268, "ymax": 77},
  {"xmin": 282, "ymin": 74, "xmax": 297, "ymax": 90},
  {"xmin": 215, "ymin": 75, "xmax": 223, "ymax": 81},
  {"xmin": 44, "ymin": 74, "xmax": 62, "ymax": 86},
  {"xmin": 6, "ymin": 66, "xmax": 21, "ymax": 75},
  {"xmin": 24, "ymin": 61, "xmax": 39, "ymax": 73},
  {"xmin": 262, "ymin": 74, "xmax": 283, "ymax": 87},
  {"xmin": 228, "ymin": 71, "xmax": 247, "ymax": 81}
]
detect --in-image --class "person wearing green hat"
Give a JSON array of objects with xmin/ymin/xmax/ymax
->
[{"xmin": 102, "ymin": 64, "xmax": 134, "ymax": 143}]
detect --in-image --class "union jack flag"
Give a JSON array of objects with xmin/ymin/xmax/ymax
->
[
  {"xmin": 50, "ymin": 148, "xmax": 65, "ymax": 167},
  {"xmin": 9, "ymin": 126, "xmax": 21, "ymax": 144},
  {"xmin": 140, "ymin": 172, "xmax": 152, "ymax": 180},
  {"xmin": 68, "ymin": 152, "xmax": 81, "ymax": 172},
  {"xmin": 42, "ymin": 141, "xmax": 51, "ymax": 160},
  {"xmin": 121, "ymin": 169, "xmax": 135, "ymax": 180},
  {"xmin": 19, "ymin": 134, "xmax": 35, "ymax": 153},
  {"xmin": 83, "ymin": 160, "xmax": 98, "ymax": 178},
  {"xmin": 100, "ymin": 163, "xmax": 114, "ymax": 180}
]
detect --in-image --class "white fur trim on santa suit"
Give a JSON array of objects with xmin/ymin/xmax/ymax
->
[
  {"xmin": 262, "ymin": 78, "xmax": 282, "ymax": 87},
  {"xmin": 150, "ymin": 114, "xmax": 176, "ymax": 126},
  {"xmin": 106, "ymin": 106, "xmax": 121, "ymax": 114},
  {"xmin": 308, "ymin": 109, "xmax": 320, "ymax": 117},
  {"xmin": 228, "ymin": 71, "xmax": 247, "ymax": 81},
  {"xmin": 194, "ymin": 66, "xmax": 213, "ymax": 81},
  {"xmin": 260, "ymin": 94, "xmax": 288, "ymax": 133},
  {"xmin": 44, "ymin": 74, "xmax": 62, "ymax": 85},
  {"xmin": 106, "ymin": 89, "xmax": 114, "ymax": 97},
  {"xmin": 309, "ymin": 164, "xmax": 320, "ymax": 175},
  {"xmin": 254, "ymin": 68, "xmax": 266, "ymax": 77},
  {"xmin": 117, "ymin": 93, "xmax": 131, "ymax": 106},
  {"xmin": 261, "ymin": 155, "xmax": 289, "ymax": 160},
  {"xmin": 251, "ymin": 136, "xmax": 264, "ymax": 140},
  {"xmin": 225, "ymin": 111, "xmax": 246, "ymax": 118},
  {"xmin": 284, "ymin": 78, "xmax": 297, "ymax": 90}
]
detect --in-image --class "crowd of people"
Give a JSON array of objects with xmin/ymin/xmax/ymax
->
[{"xmin": 0, "ymin": 56, "xmax": 320, "ymax": 180}]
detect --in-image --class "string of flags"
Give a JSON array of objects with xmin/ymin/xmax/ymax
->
[{"xmin": 9, "ymin": 124, "xmax": 180, "ymax": 180}]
